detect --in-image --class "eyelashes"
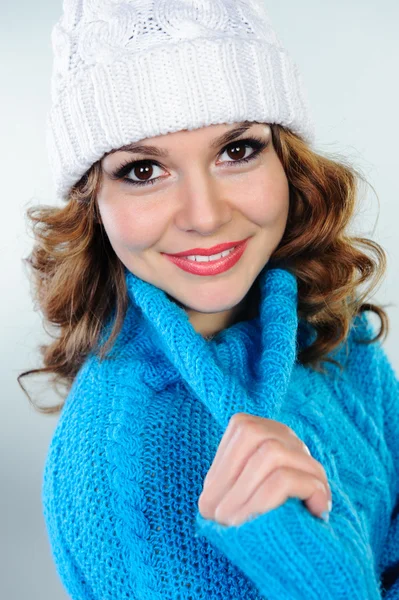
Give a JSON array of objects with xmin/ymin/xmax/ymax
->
[{"xmin": 109, "ymin": 136, "xmax": 269, "ymax": 188}]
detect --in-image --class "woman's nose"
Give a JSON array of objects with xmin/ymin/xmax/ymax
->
[{"xmin": 174, "ymin": 172, "xmax": 233, "ymax": 234}]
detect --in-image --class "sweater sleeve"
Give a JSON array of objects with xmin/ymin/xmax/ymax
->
[
  {"xmin": 195, "ymin": 492, "xmax": 383, "ymax": 600},
  {"xmin": 42, "ymin": 425, "xmax": 97, "ymax": 600},
  {"xmin": 194, "ymin": 312, "xmax": 399, "ymax": 600}
]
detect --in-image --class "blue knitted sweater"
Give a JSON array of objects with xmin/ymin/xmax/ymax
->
[{"xmin": 42, "ymin": 266, "xmax": 399, "ymax": 599}]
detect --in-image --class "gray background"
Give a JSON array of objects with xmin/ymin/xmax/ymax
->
[{"xmin": 1, "ymin": 1, "xmax": 398, "ymax": 598}]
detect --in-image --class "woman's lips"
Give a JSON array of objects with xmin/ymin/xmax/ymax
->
[
  {"xmin": 162, "ymin": 238, "xmax": 249, "ymax": 276},
  {"xmin": 167, "ymin": 238, "xmax": 248, "ymax": 257}
]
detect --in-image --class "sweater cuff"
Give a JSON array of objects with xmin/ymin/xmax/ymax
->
[{"xmin": 195, "ymin": 497, "xmax": 382, "ymax": 600}]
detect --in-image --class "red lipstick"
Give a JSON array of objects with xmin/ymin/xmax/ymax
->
[
  {"xmin": 162, "ymin": 237, "xmax": 250, "ymax": 277},
  {"xmin": 166, "ymin": 239, "xmax": 248, "ymax": 257}
]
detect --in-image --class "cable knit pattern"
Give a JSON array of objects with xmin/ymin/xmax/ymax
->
[
  {"xmin": 42, "ymin": 266, "xmax": 399, "ymax": 599},
  {"xmin": 46, "ymin": 0, "xmax": 315, "ymax": 201}
]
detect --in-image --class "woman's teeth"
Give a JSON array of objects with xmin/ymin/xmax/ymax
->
[{"xmin": 185, "ymin": 247, "xmax": 236, "ymax": 262}]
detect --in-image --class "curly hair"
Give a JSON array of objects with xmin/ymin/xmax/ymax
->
[{"xmin": 18, "ymin": 123, "xmax": 390, "ymax": 414}]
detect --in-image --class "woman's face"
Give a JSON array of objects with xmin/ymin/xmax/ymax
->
[{"xmin": 98, "ymin": 121, "xmax": 290, "ymax": 336}]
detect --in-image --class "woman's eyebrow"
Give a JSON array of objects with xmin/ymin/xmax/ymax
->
[{"xmin": 104, "ymin": 121, "xmax": 260, "ymax": 158}]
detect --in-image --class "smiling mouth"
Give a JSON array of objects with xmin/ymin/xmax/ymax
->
[
  {"xmin": 180, "ymin": 247, "xmax": 237, "ymax": 262},
  {"xmin": 165, "ymin": 238, "xmax": 249, "ymax": 258},
  {"xmin": 162, "ymin": 238, "xmax": 250, "ymax": 276}
]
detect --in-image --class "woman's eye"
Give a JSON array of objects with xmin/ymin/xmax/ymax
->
[
  {"xmin": 111, "ymin": 136, "xmax": 268, "ymax": 187},
  {"xmin": 123, "ymin": 162, "xmax": 165, "ymax": 187},
  {"xmin": 219, "ymin": 141, "xmax": 258, "ymax": 164}
]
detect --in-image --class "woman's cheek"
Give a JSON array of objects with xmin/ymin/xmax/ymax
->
[
  {"xmin": 243, "ymin": 189, "xmax": 289, "ymax": 229},
  {"xmin": 101, "ymin": 200, "xmax": 160, "ymax": 250}
]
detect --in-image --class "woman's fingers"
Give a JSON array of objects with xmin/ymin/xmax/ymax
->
[
  {"xmin": 198, "ymin": 413, "xmax": 333, "ymax": 527},
  {"xmin": 203, "ymin": 438, "xmax": 330, "ymax": 520},
  {"xmin": 202, "ymin": 414, "xmax": 306, "ymax": 490},
  {"xmin": 229, "ymin": 466, "xmax": 330, "ymax": 526},
  {"xmin": 199, "ymin": 438, "xmax": 331, "ymax": 523}
]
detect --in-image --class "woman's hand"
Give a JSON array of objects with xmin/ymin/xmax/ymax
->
[{"xmin": 198, "ymin": 412, "xmax": 332, "ymax": 526}]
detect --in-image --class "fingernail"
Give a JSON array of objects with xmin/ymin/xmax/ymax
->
[
  {"xmin": 320, "ymin": 499, "xmax": 332, "ymax": 523},
  {"xmin": 320, "ymin": 510, "xmax": 330, "ymax": 523}
]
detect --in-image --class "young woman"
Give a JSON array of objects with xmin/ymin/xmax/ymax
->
[{"xmin": 19, "ymin": 0, "xmax": 399, "ymax": 598}]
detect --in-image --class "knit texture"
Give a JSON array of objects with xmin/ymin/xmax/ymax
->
[
  {"xmin": 46, "ymin": 0, "xmax": 315, "ymax": 201},
  {"xmin": 42, "ymin": 266, "xmax": 399, "ymax": 599}
]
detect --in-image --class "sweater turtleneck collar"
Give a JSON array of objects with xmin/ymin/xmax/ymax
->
[{"xmin": 121, "ymin": 265, "xmax": 305, "ymax": 431}]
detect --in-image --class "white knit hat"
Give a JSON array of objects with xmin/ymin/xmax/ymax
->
[{"xmin": 46, "ymin": 0, "xmax": 316, "ymax": 201}]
